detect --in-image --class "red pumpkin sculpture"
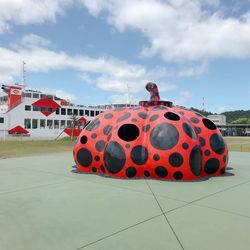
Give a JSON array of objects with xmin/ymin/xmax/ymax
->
[{"xmin": 73, "ymin": 82, "xmax": 228, "ymax": 181}]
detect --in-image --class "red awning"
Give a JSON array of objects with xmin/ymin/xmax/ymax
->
[{"xmin": 8, "ymin": 126, "xmax": 29, "ymax": 134}]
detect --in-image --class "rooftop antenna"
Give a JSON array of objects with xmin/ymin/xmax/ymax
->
[{"xmin": 22, "ymin": 61, "xmax": 27, "ymax": 88}]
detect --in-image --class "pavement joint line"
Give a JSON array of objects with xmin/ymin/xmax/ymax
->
[
  {"xmin": 145, "ymin": 180, "xmax": 185, "ymax": 250},
  {"xmin": 0, "ymin": 179, "xmax": 75, "ymax": 196},
  {"xmin": 75, "ymin": 213, "xmax": 163, "ymax": 250}
]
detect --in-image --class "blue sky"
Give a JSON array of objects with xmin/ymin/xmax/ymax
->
[{"xmin": 0, "ymin": 0, "xmax": 250, "ymax": 113}]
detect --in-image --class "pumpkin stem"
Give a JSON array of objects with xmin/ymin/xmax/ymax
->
[{"xmin": 146, "ymin": 82, "xmax": 160, "ymax": 101}]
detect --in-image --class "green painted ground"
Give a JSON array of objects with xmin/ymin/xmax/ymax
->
[{"xmin": 0, "ymin": 151, "xmax": 249, "ymax": 250}]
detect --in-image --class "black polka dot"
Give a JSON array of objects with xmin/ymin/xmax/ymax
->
[
  {"xmin": 155, "ymin": 166, "xmax": 168, "ymax": 178},
  {"xmin": 104, "ymin": 141, "xmax": 126, "ymax": 174},
  {"xmin": 205, "ymin": 150, "xmax": 211, "ymax": 156},
  {"xmin": 203, "ymin": 118, "xmax": 217, "ymax": 130},
  {"xmin": 77, "ymin": 148, "xmax": 92, "ymax": 167},
  {"xmin": 150, "ymin": 123, "xmax": 179, "ymax": 150},
  {"xmin": 153, "ymin": 106, "xmax": 167, "ymax": 111},
  {"xmin": 223, "ymin": 155, "xmax": 227, "ymax": 163},
  {"xmin": 104, "ymin": 113, "xmax": 113, "ymax": 119},
  {"xmin": 195, "ymin": 127, "xmax": 202, "ymax": 134},
  {"xmin": 190, "ymin": 117, "xmax": 200, "ymax": 123},
  {"xmin": 86, "ymin": 118, "xmax": 100, "ymax": 131},
  {"xmin": 118, "ymin": 124, "xmax": 140, "ymax": 142},
  {"xmin": 174, "ymin": 171, "xmax": 183, "ymax": 180},
  {"xmin": 131, "ymin": 145, "xmax": 148, "ymax": 165},
  {"xmin": 164, "ymin": 112, "xmax": 180, "ymax": 121},
  {"xmin": 126, "ymin": 167, "xmax": 137, "ymax": 178},
  {"xmin": 95, "ymin": 140, "xmax": 105, "ymax": 152},
  {"xmin": 189, "ymin": 145, "xmax": 202, "ymax": 176},
  {"xmin": 199, "ymin": 137, "xmax": 206, "ymax": 147},
  {"xmin": 80, "ymin": 135, "xmax": 88, "ymax": 144},
  {"xmin": 138, "ymin": 112, "xmax": 148, "ymax": 119},
  {"xmin": 142, "ymin": 124, "xmax": 150, "ymax": 132},
  {"xmin": 150, "ymin": 115, "xmax": 159, "ymax": 122},
  {"xmin": 103, "ymin": 125, "xmax": 112, "ymax": 135},
  {"xmin": 94, "ymin": 156, "xmax": 100, "ymax": 161},
  {"xmin": 221, "ymin": 167, "xmax": 226, "ymax": 174},
  {"xmin": 210, "ymin": 134, "xmax": 225, "ymax": 154},
  {"xmin": 114, "ymin": 107, "xmax": 125, "ymax": 111},
  {"xmin": 131, "ymin": 118, "xmax": 137, "ymax": 122},
  {"xmin": 125, "ymin": 144, "xmax": 130, "ymax": 148},
  {"xmin": 153, "ymin": 154, "xmax": 160, "ymax": 161},
  {"xmin": 100, "ymin": 165, "xmax": 105, "ymax": 172},
  {"xmin": 144, "ymin": 171, "xmax": 150, "ymax": 177},
  {"xmin": 91, "ymin": 133, "xmax": 97, "ymax": 139},
  {"xmin": 169, "ymin": 153, "xmax": 183, "ymax": 167},
  {"xmin": 183, "ymin": 123, "xmax": 197, "ymax": 139},
  {"xmin": 92, "ymin": 167, "xmax": 97, "ymax": 172},
  {"xmin": 117, "ymin": 112, "xmax": 131, "ymax": 122},
  {"xmin": 182, "ymin": 143, "xmax": 189, "ymax": 150},
  {"xmin": 204, "ymin": 158, "xmax": 220, "ymax": 174}
]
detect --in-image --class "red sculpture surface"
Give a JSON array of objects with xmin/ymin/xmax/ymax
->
[{"xmin": 73, "ymin": 82, "xmax": 228, "ymax": 181}]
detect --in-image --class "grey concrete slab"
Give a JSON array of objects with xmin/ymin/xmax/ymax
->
[{"xmin": 167, "ymin": 204, "xmax": 250, "ymax": 250}]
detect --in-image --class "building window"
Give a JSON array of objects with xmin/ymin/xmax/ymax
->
[
  {"xmin": 67, "ymin": 109, "xmax": 72, "ymax": 115},
  {"xmin": 47, "ymin": 120, "xmax": 53, "ymax": 129},
  {"xmin": 47, "ymin": 95, "xmax": 53, "ymax": 100},
  {"xmin": 33, "ymin": 106, "xmax": 39, "ymax": 111},
  {"xmin": 0, "ymin": 117, "xmax": 4, "ymax": 123},
  {"xmin": 48, "ymin": 107, "xmax": 53, "ymax": 113},
  {"xmin": 74, "ymin": 109, "xmax": 78, "ymax": 116},
  {"xmin": 54, "ymin": 96, "xmax": 61, "ymax": 101},
  {"xmin": 96, "ymin": 111, "xmax": 100, "ymax": 115},
  {"xmin": 56, "ymin": 108, "xmax": 60, "ymax": 115},
  {"xmin": 54, "ymin": 120, "xmax": 59, "ymax": 129},
  {"xmin": 67, "ymin": 120, "xmax": 71, "ymax": 128},
  {"xmin": 40, "ymin": 107, "xmax": 46, "ymax": 112},
  {"xmin": 24, "ymin": 119, "xmax": 31, "ymax": 129},
  {"xmin": 33, "ymin": 93, "xmax": 39, "ymax": 98},
  {"xmin": 85, "ymin": 110, "xmax": 89, "ymax": 116},
  {"xmin": 40, "ymin": 94, "xmax": 46, "ymax": 99},
  {"xmin": 25, "ymin": 105, "xmax": 31, "ymax": 111},
  {"xmin": 90, "ymin": 110, "xmax": 95, "ymax": 117},
  {"xmin": 32, "ymin": 119, "xmax": 38, "ymax": 129},
  {"xmin": 61, "ymin": 108, "xmax": 66, "ymax": 115},
  {"xmin": 25, "ymin": 93, "xmax": 32, "ymax": 98},
  {"xmin": 60, "ymin": 120, "xmax": 66, "ymax": 129},
  {"xmin": 40, "ymin": 119, "xmax": 46, "ymax": 129},
  {"xmin": 79, "ymin": 110, "xmax": 84, "ymax": 116}
]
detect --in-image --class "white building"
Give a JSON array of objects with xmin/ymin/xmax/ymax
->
[{"xmin": 207, "ymin": 114, "xmax": 227, "ymax": 126}]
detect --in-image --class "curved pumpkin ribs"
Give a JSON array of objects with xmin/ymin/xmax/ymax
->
[{"xmin": 73, "ymin": 82, "xmax": 228, "ymax": 181}]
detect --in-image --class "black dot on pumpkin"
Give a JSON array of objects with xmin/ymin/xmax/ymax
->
[
  {"xmin": 174, "ymin": 171, "xmax": 183, "ymax": 180},
  {"xmin": 195, "ymin": 127, "xmax": 202, "ymax": 134},
  {"xmin": 210, "ymin": 134, "xmax": 225, "ymax": 154},
  {"xmin": 144, "ymin": 171, "xmax": 150, "ymax": 177},
  {"xmin": 221, "ymin": 167, "xmax": 226, "ymax": 174},
  {"xmin": 153, "ymin": 154, "xmax": 160, "ymax": 161},
  {"xmin": 104, "ymin": 113, "xmax": 113, "ymax": 119},
  {"xmin": 138, "ymin": 112, "xmax": 148, "ymax": 119},
  {"xmin": 153, "ymin": 106, "xmax": 167, "ymax": 111},
  {"xmin": 95, "ymin": 140, "xmax": 105, "ymax": 152},
  {"xmin": 150, "ymin": 115, "xmax": 159, "ymax": 122},
  {"xmin": 190, "ymin": 117, "xmax": 200, "ymax": 123},
  {"xmin": 95, "ymin": 156, "xmax": 100, "ymax": 161},
  {"xmin": 100, "ymin": 165, "xmax": 105, "ymax": 172},
  {"xmin": 189, "ymin": 145, "xmax": 202, "ymax": 176},
  {"xmin": 118, "ymin": 124, "xmax": 140, "ymax": 142},
  {"xmin": 80, "ymin": 135, "xmax": 88, "ymax": 144},
  {"xmin": 86, "ymin": 118, "xmax": 100, "ymax": 131},
  {"xmin": 104, "ymin": 141, "xmax": 126, "ymax": 174},
  {"xmin": 204, "ymin": 158, "xmax": 220, "ymax": 174},
  {"xmin": 131, "ymin": 145, "xmax": 148, "ymax": 165},
  {"xmin": 150, "ymin": 123, "xmax": 179, "ymax": 150},
  {"xmin": 199, "ymin": 137, "xmax": 206, "ymax": 147},
  {"xmin": 164, "ymin": 112, "xmax": 180, "ymax": 121},
  {"xmin": 182, "ymin": 143, "xmax": 189, "ymax": 150},
  {"xmin": 77, "ymin": 148, "xmax": 92, "ymax": 167},
  {"xmin": 91, "ymin": 133, "xmax": 97, "ymax": 139},
  {"xmin": 203, "ymin": 118, "xmax": 217, "ymax": 130},
  {"xmin": 92, "ymin": 167, "xmax": 97, "ymax": 172},
  {"xmin": 131, "ymin": 118, "xmax": 137, "ymax": 122},
  {"xmin": 142, "ymin": 124, "xmax": 150, "ymax": 132},
  {"xmin": 114, "ymin": 107, "xmax": 125, "ymax": 111},
  {"xmin": 125, "ymin": 144, "xmax": 130, "ymax": 148},
  {"xmin": 117, "ymin": 112, "xmax": 131, "ymax": 122},
  {"xmin": 103, "ymin": 125, "xmax": 112, "ymax": 135},
  {"xmin": 155, "ymin": 166, "xmax": 168, "ymax": 178},
  {"xmin": 126, "ymin": 167, "xmax": 137, "ymax": 178},
  {"xmin": 183, "ymin": 122, "xmax": 197, "ymax": 139},
  {"xmin": 205, "ymin": 150, "xmax": 211, "ymax": 156},
  {"xmin": 223, "ymin": 155, "xmax": 227, "ymax": 163},
  {"xmin": 169, "ymin": 153, "xmax": 183, "ymax": 167}
]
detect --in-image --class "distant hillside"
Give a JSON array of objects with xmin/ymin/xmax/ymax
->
[{"xmin": 189, "ymin": 107, "xmax": 214, "ymax": 117}]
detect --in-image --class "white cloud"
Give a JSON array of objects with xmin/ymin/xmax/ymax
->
[
  {"xmin": 36, "ymin": 88, "xmax": 76, "ymax": 101},
  {"xmin": 20, "ymin": 34, "xmax": 51, "ymax": 48},
  {"xmin": 81, "ymin": 0, "xmax": 250, "ymax": 62},
  {"xmin": 216, "ymin": 106, "xmax": 226, "ymax": 114},
  {"xmin": 174, "ymin": 90, "xmax": 193, "ymax": 105},
  {"xmin": 0, "ymin": 0, "xmax": 71, "ymax": 33}
]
